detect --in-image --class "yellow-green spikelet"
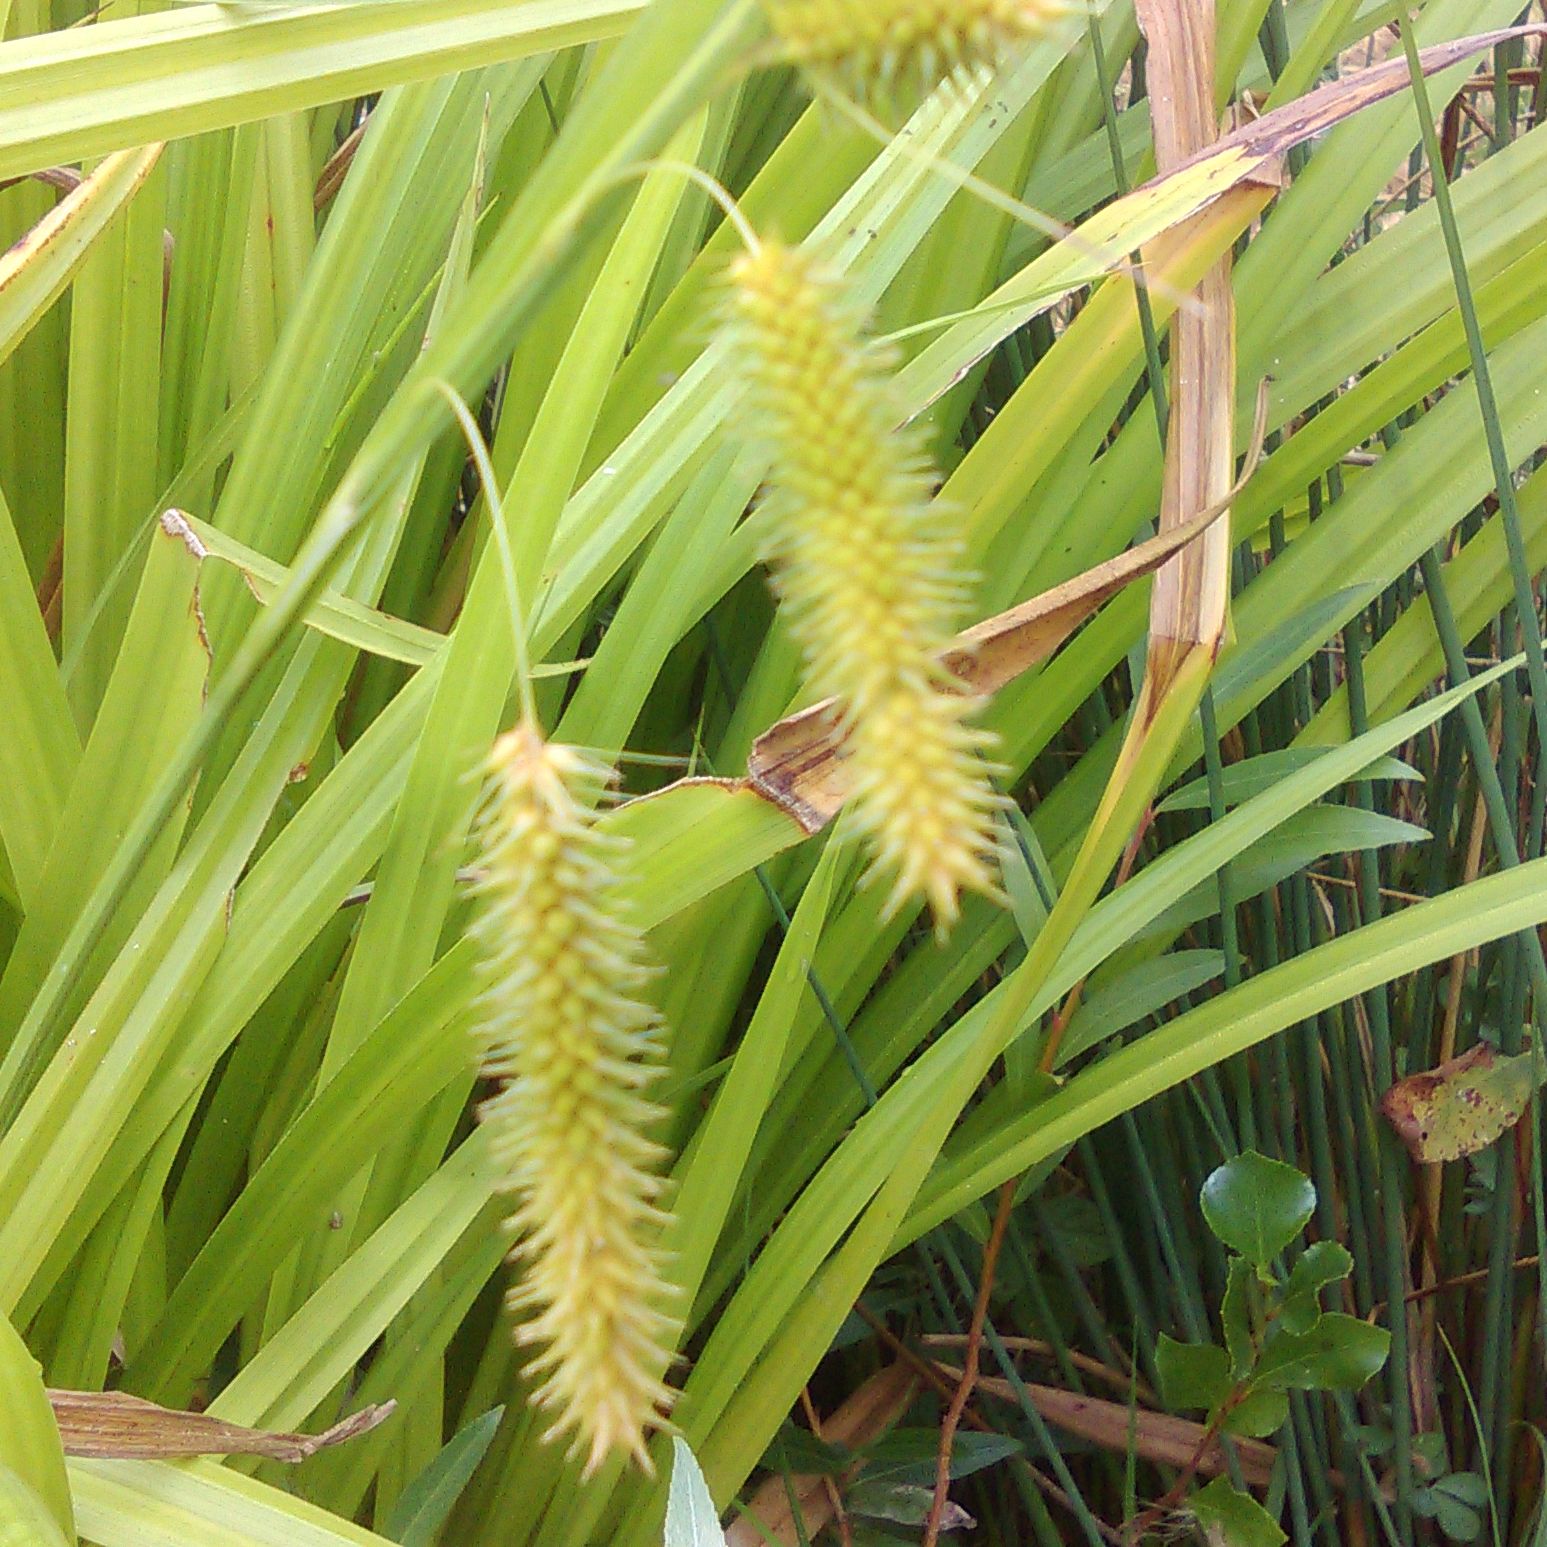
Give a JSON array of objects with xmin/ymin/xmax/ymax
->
[
  {"xmin": 761, "ymin": 0, "xmax": 1077, "ymax": 98},
  {"xmin": 729, "ymin": 240, "xmax": 1002, "ymax": 931},
  {"xmin": 470, "ymin": 725, "xmax": 677, "ymax": 1476}
]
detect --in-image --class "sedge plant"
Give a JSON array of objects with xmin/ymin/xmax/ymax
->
[{"xmin": 0, "ymin": 4, "xmax": 1542, "ymax": 1547}]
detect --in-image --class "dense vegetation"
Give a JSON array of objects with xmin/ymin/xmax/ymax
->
[{"xmin": 2, "ymin": 1, "xmax": 1547, "ymax": 1543}]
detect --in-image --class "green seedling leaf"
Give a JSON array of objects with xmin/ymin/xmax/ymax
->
[
  {"xmin": 767, "ymin": 1423, "xmax": 851, "ymax": 1476},
  {"xmin": 1252, "ymin": 1314, "xmax": 1390, "ymax": 1393},
  {"xmin": 1414, "ymin": 1475, "xmax": 1489, "ymax": 1543},
  {"xmin": 666, "ymin": 1438, "xmax": 725, "ymax": 1547},
  {"xmin": 1038, "ymin": 1194, "xmax": 1111, "ymax": 1268},
  {"xmin": 1221, "ymin": 1257, "xmax": 1257, "ymax": 1379},
  {"xmin": 1431, "ymin": 1499, "xmax": 1483, "ymax": 1542},
  {"xmin": 185, "ymin": 514, "xmax": 449, "ymax": 667},
  {"xmin": 1208, "ymin": 589, "xmax": 1369, "ymax": 719},
  {"xmin": 383, "ymin": 1407, "xmax": 503, "ymax": 1547},
  {"xmin": 1155, "ymin": 1335, "xmax": 1232, "ymax": 1412},
  {"xmin": 1126, "ymin": 805, "xmax": 1429, "ymax": 950},
  {"xmin": 1000, "ymin": 806, "xmax": 1050, "ymax": 948},
  {"xmin": 1415, "ymin": 1432, "xmax": 1449, "ymax": 1472},
  {"xmin": 860, "ymin": 1430, "xmax": 1020, "ymax": 1488},
  {"xmin": 1223, "ymin": 1389, "xmax": 1290, "ymax": 1440},
  {"xmin": 1433, "ymin": 1474, "xmax": 1491, "ymax": 1509},
  {"xmin": 1348, "ymin": 1423, "xmax": 1394, "ymax": 1457},
  {"xmin": 848, "ymin": 1481, "xmax": 974, "ymax": 1534},
  {"xmin": 67, "ymin": 1454, "xmax": 406, "ymax": 1545},
  {"xmin": 1380, "ymin": 1040, "xmax": 1544, "ymax": 1163},
  {"xmin": 1188, "ymin": 1478, "xmax": 1287, "ymax": 1547},
  {"xmin": 1200, "ymin": 1152, "xmax": 1317, "ymax": 1267},
  {"xmin": 0, "ymin": 0, "xmax": 648, "ymax": 184},
  {"xmin": 1276, "ymin": 1242, "xmax": 1353, "ymax": 1334}
]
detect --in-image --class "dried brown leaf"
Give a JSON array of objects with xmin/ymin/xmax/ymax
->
[
  {"xmin": 747, "ymin": 501, "xmax": 1234, "ymax": 834},
  {"xmin": 48, "ymin": 1389, "xmax": 394, "ymax": 1461}
]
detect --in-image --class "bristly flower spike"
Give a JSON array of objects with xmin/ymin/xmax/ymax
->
[
  {"xmin": 470, "ymin": 725, "xmax": 679, "ymax": 1476},
  {"xmin": 727, "ymin": 237, "xmax": 1004, "ymax": 934},
  {"xmin": 758, "ymin": 0, "xmax": 1079, "ymax": 103},
  {"xmin": 439, "ymin": 380, "xmax": 679, "ymax": 1477}
]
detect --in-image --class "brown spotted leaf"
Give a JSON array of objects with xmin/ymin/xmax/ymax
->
[
  {"xmin": 48, "ymin": 1389, "xmax": 394, "ymax": 1461},
  {"xmin": 1380, "ymin": 1043, "xmax": 1543, "ymax": 1164}
]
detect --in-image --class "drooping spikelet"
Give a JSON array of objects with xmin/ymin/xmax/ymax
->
[
  {"xmin": 728, "ymin": 240, "xmax": 1003, "ymax": 932},
  {"xmin": 759, "ymin": 0, "xmax": 1078, "ymax": 101},
  {"xmin": 469, "ymin": 724, "xmax": 677, "ymax": 1476}
]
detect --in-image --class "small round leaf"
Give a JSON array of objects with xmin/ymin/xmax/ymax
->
[
  {"xmin": 1155, "ymin": 1334, "xmax": 1231, "ymax": 1412},
  {"xmin": 1188, "ymin": 1478, "xmax": 1287, "ymax": 1546},
  {"xmin": 1223, "ymin": 1389, "xmax": 1290, "ymax": 1439},
  {"xmin": 1253, "ymin": 1314, "xmax": 1390, "ymax": 1392},
  {"xmin": 1200, "ymin": 1152, "xmax": 1316, "ymax": 1267}
]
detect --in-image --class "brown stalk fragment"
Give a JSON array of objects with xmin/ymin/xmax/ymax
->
[
  {"xmin": 956, "ymin": 1373, "xmax": 1278, "ymax": 1490},
  {"xmin": 1135, "ymin": 0, "xmax": 1234, "ymax": 688},
  {"xmin": 726, "ymin": 1363, "xmax": 919, "ymax": 1547}
]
